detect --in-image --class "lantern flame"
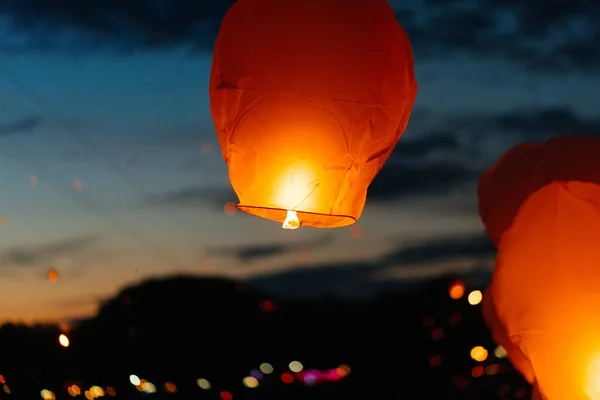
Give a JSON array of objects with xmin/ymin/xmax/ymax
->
[{"xmin": 282, "ymin": 210, "xmax": 300, "ymax": 230}]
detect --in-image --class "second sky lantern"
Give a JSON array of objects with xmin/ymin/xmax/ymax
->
[
  {"xmin": 209, "ymin": 0, "xmax": 418, "ymax": 229},
  {"xmin": 479, "ymin": 135, "xmax": 600, "ymax": 400}
]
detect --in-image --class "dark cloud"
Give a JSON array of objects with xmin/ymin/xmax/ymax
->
[
  {"xmin": 0, "ymin": 234, "xmax": 101, "ymax": 267},
  {"xmin": 207, "ymin": 235, "xmax": 333, "ymax": 263},
  {"xmin": 461, "ymin": 107, "xmax": 600, "ymax": 140},
  {"xmin": 381, "ymin": 234, "xmax": 495, "ymax": 266},
  {"xmin": 368, "ymin": 106, "xmax": 600, "ymax": 202},
  {"xmin": 367, "ymin": 161, "xmax": 477, "ymax": 202},
  {"xmin": 248, "ymin": 233, "xmax": 494, "ymax": 298},
  {"xmin": 393, "ymin": 131, "xmax": 460, "ymax": 158},
  {"xmin": 403, "ymin": 0, "xmax": 600, "ymax": 72},
  {"xmin": 145, "ymin": 185, "xmax": 237, "ymax": 210},
  {"xmin": 0, "ymin": 0, "xmax": 234, "ymax": 53},
  {"xmin": 0, "ymin": 0, "xmax": 597, "ymax": 72},
  {"xmin": 0, "ymin": 116, "xmax": 42, "ymax": 136}
]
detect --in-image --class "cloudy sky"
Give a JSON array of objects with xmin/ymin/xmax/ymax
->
[{"xmin": 0, "ymin": 0, "xmax": 598, "ymax": 323}]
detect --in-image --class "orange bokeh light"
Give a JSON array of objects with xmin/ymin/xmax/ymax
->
[{"xmin": 449, "ymin": 281, "xmax": 465, "ymax": 299}]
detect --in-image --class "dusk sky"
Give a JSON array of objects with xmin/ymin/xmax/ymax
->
[{"xmin": 0, "ymin": 0, "xmax": 598, "ymax": 323}]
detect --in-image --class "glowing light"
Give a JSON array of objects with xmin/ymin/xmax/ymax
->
[
  {"xmin": 470, "ymin": 346, "xmax": 488, "ymax": 362},
  {"xmin": 349, "ymin": 225, "xmax": 362, "ymax": 239},
  {"xmin": 224, "ymin": 201, "xmax": 237, "ymax": 216},
  {"xmin": 242, "ymin": 376, "xmax": 259, "ymax": 388},
  {"xmin": 142, "ymin": 381, "xmax": 157, "ymax": 393},
  {"xmin": 282, "ymin": 210, "xmax": 300, "ymax": 229},
  {"xmin": 289, "ymin": 361, "xmax": 303, "ymax": 372},
  {"xmin": 260, "ymin": 363, "xmax": 274, "ymax": 374},
  {"xmin": 164, "ymin": 382, "xmax": 177, "ymax": 393},
  {"xmin": 106, "ymin": 387, "xmax": 116, "ymax": 396},
  {"xmin": 486, "ymin": 364, "xmax": 500, "ymax": 375},
  {"xmin": 431, "ymin": 328, "xmax": 444, "ymax": 340},
  {"xmin": 220, "ymin": 390, "xmax": 233, "ymax": 400},
  {"xmin": 259, "ymin": 300, "xmax": 275, "ymax": 312},
  {"xmin": 336, "ymin": 365, "xmax": 351, "ymax": 377},
  {"xmin": 468, "ymin": 290, "xmax": 483, "ymax": 305},
  {"xmin": 129, "ymin": 375, "xmax": 140, "ymax": 386},
  {"xmin": 90, "ymin": 386, "xmax": 103, "ymax": 397},
  {"xmin": 58, "ymin": 333, "xmax": 69, "ymax": 347},
  {"xmin": 40, "ymin": 389, "xmax": 56, "ymax": 400},
  {"xmin": 429, "ymin": 355, "xmax": 442, "ymax": 367},
  {"xmin": 585, "ymin": 352, "xmax": 600, "ymax": 399},
  {"xmin": 48, "ymin": 269, "xmax": 59, "ymax": 282},
  {"xmin": 281, "ymin": 372, "xmax": 294, "ymax": 384},
  {"xmin": 197, "ymin": 378, "xmax": 211, "ymax": 390},
  {"xmin": 449, "ymin": 281, "xmax": 465, "ymax": 299},
  {"xmin": 494, "ymin": 345, "xmax": 508, "ymax": 359},
  {"xmin": 67, "ymin": 385, "xmax": 81, "ymax": 396}
]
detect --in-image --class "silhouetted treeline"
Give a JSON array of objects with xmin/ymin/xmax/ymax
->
[{"xmin": 0, "ymin": 275, "xmax": 531, "ymax": 399}]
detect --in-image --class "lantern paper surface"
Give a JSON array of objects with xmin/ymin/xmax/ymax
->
[
  {"xmin": 210, "ymin": 0, "xmax": 417, "ymax": 228},
  {"xmin": 479, "ymin": 135, "xmax": 600, "ymax": 400}
]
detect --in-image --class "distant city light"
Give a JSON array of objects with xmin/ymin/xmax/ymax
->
[
  {"xmin": 260, "ymin": 363, "xmax": 274, "ymax": 374},
  {"xmin": 220, "ymin": 390, "xmax": 233, "ymax": 400},
  {"xmin": 281, "ymin": 373, "xmax": 294, "ymax": 384},
  {"xmin": 58, "ymin": 334, "xmax": 69, "ymax": 348},
  {"xmin": 197, "ymin": 378, "xmax": 211, "ymax": 390},
  {"xmin": 468, "ymin": 290, "xmax": 483, "ymax": 305},
  {"xmin": 289, "ymin": 361, "xmax": 303, "ymax": 373},
  {"xmin": 129, "ymin": 375, "xmax": 140, "ymax": 386},
  {"xmin": 67, "ymin": 385, "xmax": 81, "ymax": 396},
  {"xmin": 470, "ymin": 346, "xmax": 488, "ymax": 362},
  {"xmin": 494, "ymin": 345, "xmax": 508, "ymax": 359},
  {"xmin": 449, "ymin": 281, "xmax": 465, "ymax": 300},
  {"xmin": 40, "ymin": 389, "xmax": 55, "ymax": 400},
  {"xmin": 90, "ymin": 386, "xmax": 104, "ymax": 397},
  {"xmin": 163, "ymin": 382, "xmax": 176, "ymax": 393},
  {"xmin": 243, "ymin": 376, "xmax": 259, "ymax": 388}
]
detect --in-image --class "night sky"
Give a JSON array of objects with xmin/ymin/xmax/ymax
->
[{"xmin": 0, "ymin": 0, "xmax": 598, "ymax": 323}]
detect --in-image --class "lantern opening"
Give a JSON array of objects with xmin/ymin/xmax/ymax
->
[
  {"xmin": 236, "ymin": 204, "xmax": 357, "ymax": 229},
  {"xmin": 282, "ymin": 210, "xmax": 300, "ymax": 230},
  {"xmin": 230, "ymin": 152, "xmax": 359, "ymax": 228}
]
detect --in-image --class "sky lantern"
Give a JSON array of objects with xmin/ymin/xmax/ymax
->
[
  {"xmin": 478, "ymin": 135, "xmax": 600, "ymax": 400},
  {"xmin": 210, "ymin": 0, "xmax": 417, "ymax": 229}
]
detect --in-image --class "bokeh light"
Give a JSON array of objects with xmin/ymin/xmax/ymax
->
[
  {"xmin": 197, "ymin": 378, "xmax": 211, "ymax": 390},
  {"xmin": 468, "ymin": 290, "xmax": 483, "ymax": 305},
  {"xmin": 289, "ymin": 361, "xmax": 303, "ymax": 373},
  {"xmin": 449, "ymin": 281, "xmax": 465, "ymax": 299},
  {"xmin": 242, "ymin": 376, "xmax": 259, "ymax": 388},
  {"xmin": 494, "ymin": 345, "xmax": 508, "ymax": 359},
  {"xmin": 470, "ymin": 346, "xmax": 488, "ymax": 362},
  {"xmin": 259, "ymin": 363, "xmax": 274, "ymax": 374},
  {"xmin": 129, "ymin": 375, "xmax": 140, "ymax": 386},
  {"xmin": 58, "ymin": 334, "xmax": 69, "ymax": 347}
]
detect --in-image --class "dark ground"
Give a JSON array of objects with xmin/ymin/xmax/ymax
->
[{"xmin": 0, "ymin": 275, "xmax": 530, "ymax": 399}]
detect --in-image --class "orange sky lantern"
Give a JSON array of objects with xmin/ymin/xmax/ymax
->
[
  {"xmin": 210, "ymin": 0, "xmax": 417, "ymax": 229},
  {"xmin": 479, "ymin": 135, "xmax": 600, "ymax": 400}
]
